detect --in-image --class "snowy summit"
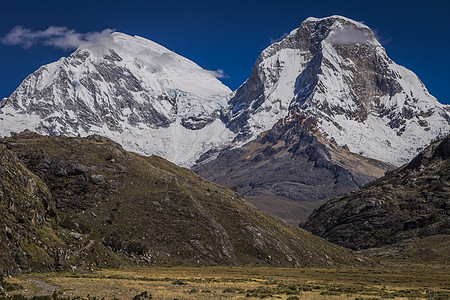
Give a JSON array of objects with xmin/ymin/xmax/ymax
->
[
  {"xmin": 225, "ymin": 15, "xmax": 450, "ymax": 166},
  {"xmin": 0, "ymin": 32, "xmax": 235, "ymax": 167}
]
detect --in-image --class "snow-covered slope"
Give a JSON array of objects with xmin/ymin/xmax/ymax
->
[
  {"xmin": 226, "ymin": 16, "xmax": 450, "ymax": 166},
  {"xmin": 0, "ymin": 32, "xmax": 234, "ymax": 167}
]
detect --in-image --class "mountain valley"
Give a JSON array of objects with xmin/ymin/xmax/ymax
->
[{"xmin": 0, "ymin": 16, "xmax": 449, "ymax": 295}]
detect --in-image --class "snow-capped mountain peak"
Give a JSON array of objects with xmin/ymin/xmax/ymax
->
[
  {"xmin": 0, "ymin": 32, "xmax": 234, "ymax": 167},
  {"xmin": 306, "ymin": 15, "xmax": 370, "ymax": 29},
  {"xmin": 225, "ymin": 16, "xmax": 450, "ymax": 166}
]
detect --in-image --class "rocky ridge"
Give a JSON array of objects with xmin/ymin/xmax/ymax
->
[
  {"xmin": 302, "ymin": 135, "xmax": 450, "ymax": 253},
  {"xmin": 194, "ymin": 109, "xmax": 392, "ymax": 224}
]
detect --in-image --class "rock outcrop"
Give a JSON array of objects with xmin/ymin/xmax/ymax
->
[
  {"xmin": 302, "ymin": 135, "xmax": 450, "ymax": 251},
  {"xmin": 0, "ymin": 143, "xmax": 66, "ymax": 274}
]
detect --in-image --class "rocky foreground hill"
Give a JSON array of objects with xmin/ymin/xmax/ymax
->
[
  {"xmin": 0, "ymin": 131, "xmax": 361, "ymax": 275},
  {"xmin": 0, "ymin": 143, "xmax": 69, "ymax": 273},
  {"xmin": 302, "ymin": 135, "xmax": 449, "ymax": 262}
]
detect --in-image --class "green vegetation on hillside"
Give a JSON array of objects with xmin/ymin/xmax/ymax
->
[{"xmin": 0, "ymin": 131, "xmax": 361, "ymax": 274}]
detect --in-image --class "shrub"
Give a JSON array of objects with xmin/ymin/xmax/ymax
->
[
  {"xmin": 171, "ymin": 280, "xmax": 186, "ymax": 286},
  {"xmin": 132, "ymin": 291, "xmax": 152, "ymax": 300}
]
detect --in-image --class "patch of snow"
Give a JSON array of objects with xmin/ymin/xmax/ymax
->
[{"xmin": 305, "ymin": 15, "xmax": 370, "ymax": 30}]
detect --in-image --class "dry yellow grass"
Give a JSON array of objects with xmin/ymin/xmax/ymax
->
[{"xmin": 5, "ymin": 264, "xmax": 449, "ymax": 299}]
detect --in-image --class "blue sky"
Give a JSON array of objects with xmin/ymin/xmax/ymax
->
[{"xmin": 1, "ymin": 0, "xmax": 449, "ymax": 104}]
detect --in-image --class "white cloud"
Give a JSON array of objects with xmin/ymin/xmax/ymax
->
[
  {"xmin": 206, "ymin": 69, "xmax": 228, "ymax": 79},
  {"xmin": 1, "ymin": 26, "xmax": 115, "ymax": 50},
  {"xmin": 327, "ymin": 28, "xmax": 372, "ymax": 45},
  {"xmin": 270, "ymin": 33, "xmax": 288, "ymax": 44},
  {"xmin": 372, "ymin": 28, "xmax": 391, "ymax": 45}
]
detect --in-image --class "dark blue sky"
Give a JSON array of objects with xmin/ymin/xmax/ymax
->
[{"xmin": 1, "ymin": 0, "xmax": 449, "ymax": 104}]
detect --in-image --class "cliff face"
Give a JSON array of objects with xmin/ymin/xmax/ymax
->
[{"xmin": 0, "ymin": 144, "xmax": 65, "ymax": 274}]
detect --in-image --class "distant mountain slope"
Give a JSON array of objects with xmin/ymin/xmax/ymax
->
[
  {"xmin": 194, "ymin": 110, "xmax": 392, "ymax": 224},
  {"xmin": 224, "ymin": 15, "xmax": 450, "ymax": 166},
  {"xmin": 302, "ymin": 135, "xmax": 449, "ymax": 254},
  {"xmin": 0, "ymin": 131, "xmax": 360, "ymax": 274},
  {"xmin": 0, "ymin": 32, "xmax": 234, "ymax": 167}
]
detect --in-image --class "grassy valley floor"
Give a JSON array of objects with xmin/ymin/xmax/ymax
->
[{"xmin": 2, "ymin": 264, "xmax": 449, "ymax": 299}]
